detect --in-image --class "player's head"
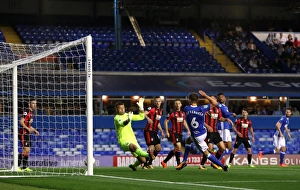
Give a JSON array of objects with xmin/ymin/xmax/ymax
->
[
  {"xmin": 174, "ymin": 99, "xmax": 182, "ymax": 110},
  {"xmin": 209, "ymin": 95, "xmax": 217, "ymax": 106},
  {"xmin": 285, "ymin": 107, "xmax": 292, "ymax": 118},
  {"xmin": 188, "ymin": 92, "xmax": 198, "ymax": 104},
  {"xmin": 29, "ymin": 99, "xmax": 37, "ymax": 110},
  {"xmin": 154, "ymin": 96, "xmax": 162, "ymax": 108},
  {"xmin": 115, "ymin": 101, "xmax": 125, "ymax": 115},
  {"xmin": 210, "ymin": 95, "xmax": 217, "ymax": 101},
  {"xmin": 242, "ymin": 108, "xmax": 248, "ymax": 118},
  {"xmin": 217, "ymin": 92, "xmax": 226, "ymax": 103}
]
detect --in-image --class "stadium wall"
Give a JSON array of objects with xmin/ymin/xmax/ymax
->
[
  {"xmin": 4, "ymin": 154, "xmax": 298, "ymax": 168},
  {"xmin": 94, "ymin": 115, "xmax": 300, "ymax": 129},
  {"xmin": 112, "ymin": 154, "xmax": 300, "ymax": 167},
  {"xmin": 1, "ymin": 116, "xmax": 298, "ymax": 129}
]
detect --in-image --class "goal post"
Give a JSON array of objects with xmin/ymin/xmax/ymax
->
[
  {"xmin": 85, "ymin": 35, "xmax": 94, "ymax": 176},
  {"xmin": 0, "ymin": 35, "xmax": 93, "ymax": 176}
]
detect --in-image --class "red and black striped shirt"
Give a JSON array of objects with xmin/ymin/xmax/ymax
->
[
  {"xmin": 167, "ymin": 110, "xmax": 186, "ymax": 135},
  {"xmin": 144, "ymin": 107, "xmax": 163, "ymax": 132},
  {"xmin": 18, "ymin": 108, "xmax": 34, "ymax": 135},
  {"xmin": 205, "ymin": 106, "xmax": 222, "ymax": 132},
  {"xmin": 235, "ymin": 117, "xmax": 253, "ymax": 138}
]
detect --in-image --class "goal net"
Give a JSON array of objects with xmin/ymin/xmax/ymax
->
[{"xmin": 0, "ymin": 35, "xmax": 94, "ymax": 176}]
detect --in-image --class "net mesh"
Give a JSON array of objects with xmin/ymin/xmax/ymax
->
[{"xmin": 0, "ymin": 37, "xmax": 91, "ymax": 176}]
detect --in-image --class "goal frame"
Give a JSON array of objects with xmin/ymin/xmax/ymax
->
[{"xmin": 6, "ymin": 35, "xmax": 94, "ymax": 175}]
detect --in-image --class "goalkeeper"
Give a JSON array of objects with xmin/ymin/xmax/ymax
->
[{"xmin": 114, "ymin": 97, "xmax": 153, "ymax": 171}]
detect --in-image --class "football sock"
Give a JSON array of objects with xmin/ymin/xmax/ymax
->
[
  {"xmin": 229, "ymin": 153, "xmax": 235, "ymax": 164},
  {"xmin": 247, "ymin": 154, "xmax": 252, "ymax": 165},
  {"xmin": 135, "ymin": 148, "xmax": 149, "ymax": 157},
  {"xmin": 132, "ymin": 160, "xmax": 140, "ymax": 168},
  {"xmin": 182, "ymin": 144, "xmax": 191, "ymax": 162},
  {"xmin": 225, "ymin": 148, "xmax": 229, "ymax": 153},
  {"xmin": 208, "ymin": 153, "xmax": 223, "ymax": 167},
  {"xmin": 175, "ymin": 151, "xmax": 181, "ymax": 165},
  {"xmin": 18, "ymin": 153, "xmax": 23, "ymax": 167},
  {"xmin": 201, "ymin": 154, "xmax": 207, "ymax": 165},
  {"xmin": 148, "ymin": 158, "xmax": 153, "ymax": 165},
  {"xmin": 164, "ymin": 150, "xmax": 175, "ymax": 163},
  {"xmin": 22, "ymin": 154, "xmax": 29, "ymax": 169},
  {"xmin": 216, "ymin": 150, "xmax": 223, "ymax": 160},
  {"xmin": 148, "ymin": 150, "xmax": 157, "ymax": 165},
  {"xmin": 279, "ymin": 151, "xmax": 285, "ymax": 165},
  {"xmin": 218, "ymin": 149, "xmax": 228, "ymax": 161}
]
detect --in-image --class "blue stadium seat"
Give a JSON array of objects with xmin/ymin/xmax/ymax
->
[{"xmin": 15, "ymin": 24, "xmax": 229, "ymax": 74}]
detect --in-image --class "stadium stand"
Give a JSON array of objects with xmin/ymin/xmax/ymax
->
[
  {"xmin": 0, "ymin": 15, "xmax": 298, "ymax": 158},
  {"xmin": 93, "ymin": 46, "xmax": 226, "ymax": 72},
  {"xmin": 15, "ymin": 24, "xmax": 226, "ymax": 73},
  {"xmin": 203, "ymin": 23, "xmax": 297, "ymax": 73}
]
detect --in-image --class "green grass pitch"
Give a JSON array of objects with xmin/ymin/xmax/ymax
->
[{"xmin": 0, "ymin": 165, "xmax": 300, "ymax": 190}]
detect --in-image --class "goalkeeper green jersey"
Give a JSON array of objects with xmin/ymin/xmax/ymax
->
[{"xmin": 114, "ymin": 112, "xmax": 145, "ymax": 144}]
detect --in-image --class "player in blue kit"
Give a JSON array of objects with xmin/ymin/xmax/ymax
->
[
  {"xmin": 217, "ymin": 93, "xmax": 236, "ymax": 154},
  {"xmin": 259, "ymin": 108, "xmax": 292, "ymax": 167},
  {"xmin": 176, "ymin": 90, "xmax": 229, "ymax": 172}
]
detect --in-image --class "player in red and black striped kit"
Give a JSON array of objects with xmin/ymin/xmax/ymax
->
[
  {"xmin": 161, "ymin": 99, "xmax": 190, "ymax": 168},
  {"xmin": 200, "ymin": 95, "xmax": 232, "ymax": 170},
  {"xmin": 143, "ymin": 96, "xmax": 165, "ymax": 169},
  {"xmin": 228, "ymin": 108, "xmax": 255, "ymax": 167},
  {"xmin": 18, "ymin": 99, "xmax": 39, "ymax": 172}
]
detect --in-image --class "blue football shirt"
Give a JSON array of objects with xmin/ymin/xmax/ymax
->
[
  {"xmin": 217, "ymin": 103, "xmax": 233, "ymax": 130},
  {"xmin": 184, "ymin": 104, "xmax": 211, "ymax": 137},
  {"xmin": 274, "ymin": 115, "xmax": 290, "ymax": 137}
]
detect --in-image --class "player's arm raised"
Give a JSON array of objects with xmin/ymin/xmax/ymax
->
[
  {"xmin": 115, "ymin": 112, "xmax": 132, "ymax": 127},
  {"xmin": 131, "ymin": 99, "xmax": 145, "ymax": 121},
  {"xmin": 199, "ymin": 90, "xmax": 218, "ymax": 106},
  {"xmin": 136, "ymin": 97, "xmax": 144, "ymax": 111}
]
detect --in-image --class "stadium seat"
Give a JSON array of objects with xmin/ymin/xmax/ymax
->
[{"xmin": 15, "ymin": 24, "xmax": 228, "ymax": 73}]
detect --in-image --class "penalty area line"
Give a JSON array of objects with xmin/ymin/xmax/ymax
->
[{"xmin": 94, "ymin": 174, "xmax": 257, "ymax": 190}]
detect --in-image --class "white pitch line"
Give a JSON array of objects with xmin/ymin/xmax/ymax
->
[
  {"xmin": 197, "ymin": 180, "xmax": 300, "ymax": 184},
  {"xmin": 0, "ymin": 175, "xmax": 47, "ymax": 178},
  {"xmin": 94, "ymin": 174, "xmax": 257, "ymax": 190}
]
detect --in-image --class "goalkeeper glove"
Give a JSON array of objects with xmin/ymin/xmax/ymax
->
[
  {"xmin": 136, "ymin": 97, "xmax": 144, "ymax": 111},
  {"xmin": 128, "ymin": 111, "xmax": 133, "ymax": 121},
  {"xmin": 123, "ymin": 112, "xmax": 133, "ymax": 126}
]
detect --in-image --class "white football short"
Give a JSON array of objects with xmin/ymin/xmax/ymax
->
[
  {"xmin": 218, "ymin": 129, "xmax": 232, "ymax": 142},
  {"xmin": 191, "ymin": 133, "xmax": 208, "ymax": 153},
  {"xmin": 273, "ymin": 135, "xmax": 286, "ymax": 149}
]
